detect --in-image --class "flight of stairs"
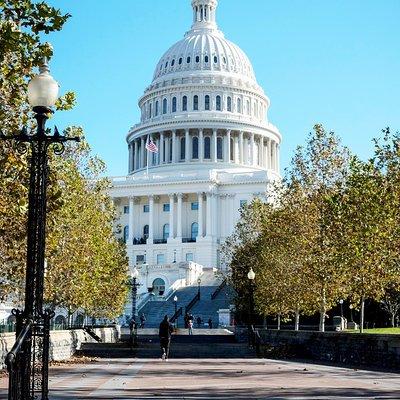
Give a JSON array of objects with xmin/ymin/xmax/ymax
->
[{"xmin": 138, "ymin": 270, "xmax": 232, "ymax": 328}]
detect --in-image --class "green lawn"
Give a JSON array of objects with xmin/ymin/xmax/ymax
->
[{"xmin": 347, "ymin": 327, "xmax": 400, "ymax": 334}]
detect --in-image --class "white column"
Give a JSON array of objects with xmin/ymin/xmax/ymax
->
[
  {"xmin": 140, "ymin": 136, "xmax": 146, "ymax": 168},
  {"xmin": 176, "ymin": 193, "xmax": 183, "ymax": 239},
  {"xmin": 172, "ymin": 130, "xmax": 177, "ymax": 163},
  {"xmin": 148, "ymin": 195, "xmax": 154, "ymax": 243},
  {"xmin": 276, "ymin": 143, "xmax": 280, "ymax": 174},
  {"xmin": 134, "ymin": 139, "xmax": 139, "ymax": 170},
  {"xmin": 259, "ymin": 137, "xmax": 263, "ymax": 168},
  {"xmin": 234, "ymin": 135, "xmax": 239, "ymax": 163},
  {"xmin": 168, "ymin": 193, "xmax": 175, "ymax": 239},
  {"xmin": 160, "ymin": 132, "xmax": 164, "ymax": 164},
  {"xmin": 250, "ymin": 132, "xmax": 255, "ymax": 166},
  {"xmin": 128, "ymin": 197, "xmax": 134, "ymax": 244},
  {"xmin": 197, "ymin": 192, "xmax": 203, "ymax": 238},
  {"xmin": 206, "ymin": 192, "xmax": 213, "ymax": 237},
  {"xmin": 128, "ymin": 144, "xmax": 133, "ymax": 172},
  {"xmin": 239, "ymin": 131, "xmax": 244, "ymax": 164},
  {"xmin": 266, "ymin": 138, "xmax": 270, "ymax": 169},
  {"xmin": 271, "ymin": 140, "xmax": 276, "ymax": 171},
  {"xmin": 199, "ymin": 129, "xmax": 204, "ymax": 162},
  {"xmin": 213, "ymin": 129, "xmax": 217, "ymax": 162},
  {"xmin": 212, "ymin": 193, "xmax": 218, "ymax": 238},
  {"xmin": 185, "ymin": 129, "xmax": 190, "ymax": 162},
  {"xmin": 226, "ymin": 129, "xmax": 231, "ymax": 163}
]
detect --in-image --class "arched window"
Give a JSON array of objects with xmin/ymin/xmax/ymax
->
[
  {"xmin": 214, "ymin": 55, "xmax": 218, "ymax": 63},
  {"xmin": 163, "ymin": 98, "xmax": 167, "ymax": 114},
  {"xmin": 192, "ymin": 136, "xmax": 199, "ymax": 159},
  {"xmin": 143, "ymin": 225, "xmax": 149, "ymax": 240},
  {"xmin": 247, "ymin": 100, "xmax": 251, "ymax": 115},
  {"xmin": 55, "ymin": 315, "xmax": 66, "ymax": 328},
  {"xmin": 191, "ymin": 222, "xmax": 199, "ymax": 240},
  {"xmin": 204, "ymin": 136, "xmax": 211, "ymax": 159},
  {"xmin": 205, "ymin": 55, "xmax": 209, "ymax": 63},
  {"xmin": 187, "ymin": 56, "xmax": 191, "ymax": 64},
  {"xmin": 179, "ymin": 57, "xmax": 183, "ymax": 65},
  {"xmin": 171, "ymin": 59, "xmax": 175, "ymax": 66},
  {"xmin": 155, "ymin": 100, "xmax": 159, "ymax": 116},
  {"xmin": 230, "ymin": 138, "xmax": 234, "ymax": 161},
  {"xmin": 163, "ymin": 224, "xmax": 170, "ymax": 240},
  {"xmin": 193, "ymin": 95, "xmax": 199, "ymax": 111},
  {"xmin": 180, "ymin": 137, "xmax": 186, "ymax": 160},
  {"xmin": 217, "ymin": 137, "xmax": 223, "ymax": 160},
  {"xmin": 227, "ymin": 96, "xmax": 232, "ymax": 112},
  {"xmin": 196, "ymin": 55, "xmax": 200, "ymax": 63},
  {"xmin": 237, "ymin": 98, "xmax": 242, "ymax": 113},
  {"xmin": 182, "ymin": 96, "xmax": 188, "ymax": 111},
  {"xmin": 216, "ymin": 95, "xmax": 221, "ymax": 111},
  {"xmin": 123, "ymin": 225, "xmax": 129, "ymax": 243},
  {"xmin": 205, "ymin": 95, "xmax": 210, "ymax": 110},
  {"xmin": 149, "ymin": 103, "xmax": 152, "ymax": 118},
  {"xmin": 172, "ymin": 97, "xmax": 177, "ymax": 113}
]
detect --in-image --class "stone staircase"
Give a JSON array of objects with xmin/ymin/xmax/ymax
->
[
  {"xmin": 138, "ymin": 270, "xmax": 231, "ymax": 328},
  {"xmin": 78, "ymin": 331, "xmax": 255, "ymax": 359}
]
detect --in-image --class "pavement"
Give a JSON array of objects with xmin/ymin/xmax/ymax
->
[{"xmin": 1, "ymin": 357, "xmax": 399, "ymax": 399}]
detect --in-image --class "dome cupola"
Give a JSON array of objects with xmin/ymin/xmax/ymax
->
[{"xmin": 191, "ymin": 0, "xmax": 218, "ymax": 31}]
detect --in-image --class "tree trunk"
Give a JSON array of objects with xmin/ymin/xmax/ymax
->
[
  {"xmin": 390, "ymin": 313, "xmax": 395, "ymax": 328},
  {"xmin": 263, "ymin": 316, "xmax": 267, "ymax": 329},
  {"xmin": 359, "ymin": 296, "xmax": 365, "ymax": 333},
  {"xmin": 277, "ymin": 313, "xmax": 281, "ymax": 330},
  {"xmin": 295, "ymin": 309, "xmax": 300, "ymax": 331},
  {"xmin": 319, "ymin": 290, "xmax": 326, "ymax": 332}
]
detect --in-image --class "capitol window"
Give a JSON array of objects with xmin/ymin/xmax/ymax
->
[
  {"xmin": 192, "ymin": 137, "xmax": 199, "ymax": 159},
  {"xmin": 165, "ymin": 61, "xmax": 168, "ymax": 68},
  {"xmin": 187, "ymin": 56, "xmax": 191, "ymax": 64},
  {"xmin": 237, "ymin": 98, "xmax": 242, "ymax": 113},
  {"xmin": 180, "ymin": 137, "xmax": 186, "ymax": 160},
  {"xmin": 149, "ymin": 103, "xmax": 152, "ymax": 118},
  {"xmin": 123, "ymin": 206, "xmax": 129, "ymax": 214},
  {"xmin": 123, "ymin": 226, "xmax": 129, "ymax": 243},
  {"xmin": 227, "ymin": 96, "xmax": 232, "ymax": 112},
  {"xmin": 163, "ymin": 204, "xmax": 170, "ymax": 212},
  {"xmin": 143, "ymin": 205, "xmax": 150, "ymax": 213},
  {"xmin": 216, "ymin": 95, "xmax": 221, "ymax": 111},
  {"xmin": 157, "ymin": 254, "xmax": 165, "ymax": 264},
  {"xmin": 205, "ymin": 55, "xmax": 209, "ymax": 63},
  {"xmin": 186, "ymin": 253, "xmax": 194, "ymax": 262},
  {"xmin": 204, "ymin": 137, "xmax": 211, "ymax": 159},
  {"xmin": 214, "ymin": 55, "xmax": 218, "ymax": 63},
  {"xmin": 191, "ymin": 223, "xmax": 198, "ymax": 240},
  {"xmin": 205, "ymin": 95, "xmax": 210, "ymax": 110},
  {"xmin": 247, "ymin": 100, "xmax": 251, "ymax": 115},
  {"xmin": 163, "ymin": 224, "xmax": 170, "ymax": 240},
  {"xmin": 217, "ymin": 137, "xmax": 223, "ymax": 159},
  {"xmin": 182, "ymin": 96, "xmax": 188, "ymax": 111},
  {"xmin": 196, "ymin": 55, "xmax": 200, "ymax": 63},
  {"xmin": 172, "ymin": 97, "xmax": 177, "ymax": 113},
  {"xmin": 163, "ymin": 98, "xmax": 167, "ymax": 114},
  {"xmin": 143, "ymin": 225, "xmax": 149, "ymax": 240},
  {"xmin": 155, "ymin": 101, "xmax": 159, "ymax": 116},
  {"xmin": 193, "ymin": 95, "xmax": 199, "ymax": 111},
  {"xmin": 191, "ymin": 202, "xmax": 199, "ymax": 210},
  {"xmin": 178, "ymin": 57, "xmax": 183, "ymax": 65},
  {"xmin": 171, "ymin": 59, "xmax": 175, "ymax": 66}
]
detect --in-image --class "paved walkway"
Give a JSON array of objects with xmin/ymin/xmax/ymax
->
[{"xmin": 1, "ymin": 358, "xmax": 399, "ymax": 399}]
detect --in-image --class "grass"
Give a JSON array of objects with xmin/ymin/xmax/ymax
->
[{"xmin": 346, "ymin": 327, "xmax": 400, "ymax": 334}]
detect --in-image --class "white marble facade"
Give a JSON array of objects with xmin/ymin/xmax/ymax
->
[{"xmin": 110, "ymin": 0, "xmax": 282, "ymax": 297}]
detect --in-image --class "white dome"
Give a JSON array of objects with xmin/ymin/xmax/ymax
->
[{"xmin": 153, "ymin": 30, "xmax": 256, "ymax": 83}]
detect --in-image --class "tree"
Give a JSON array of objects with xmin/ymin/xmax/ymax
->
[{"xmin": 287, "ymin": 124, "xmax": 350, "ymax": 331}]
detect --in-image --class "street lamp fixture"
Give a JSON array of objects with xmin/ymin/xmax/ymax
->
[
  {"xmin": 173, "ymin": 295, "xmax": 178, "ymax": 328},
  {"xmin": 247, "ymin": 267, "xmax": 256, "ymax": 281},
  {"xmin": 247, "ymin": 267, "xmax": 256, "ymax": 345},
  {"xmin": 197, "ymin": 277, "xmax": 201, "ymax": 298},
  {"xmin": 339, "ymin": 299, "xmax": 344, "ymax": 319},
  {"xmin": 1, "ymin": 58, "xmax": 80, "ymax": 400}
]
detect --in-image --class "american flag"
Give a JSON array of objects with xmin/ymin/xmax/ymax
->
[{"xmin": 145, "ymin": 136, "xmax": 158, "ymax": 153}]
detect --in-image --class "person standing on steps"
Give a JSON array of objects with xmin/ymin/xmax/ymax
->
[
  {"xmin": 159, "ymin": 315, "xmax": 174, "ymax": 360},
  {"xmin": 188, "ymin": 318, "xmax": 194, "ymax": 335},
  {"xmin": 140, "ymin": 313, "xmax": 146, "ymax": 329},
  {"xmin": 208, "ymin": 318, "xmax": 213, "ymax": 329},
  {"xmin": 196, "ymin": 316, "xmax": 202, "ymax": 328},
  {"xmin": 184, "ymin": 312, "xmax": 189, "ymax": 329}
]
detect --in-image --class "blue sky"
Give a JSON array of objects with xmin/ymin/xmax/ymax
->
[{"xmin": 47, "ymin": 0, "xmax": 400, "ymax": 176}]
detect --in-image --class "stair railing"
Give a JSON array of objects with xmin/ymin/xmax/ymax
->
[
  {"xmin": 211, "ymin": 278, "xmax": 227, "ymax": 300},
  {"xmin": 170, "ymin": 307, "xmax": 183, "ymax": 323},
  {"xmin": 84, "ymin": 326, "xmax": 102, "ymax": 342},
  {"xmin": 185, "ymin": 292, "xmax": 200, "ymax": 314}
]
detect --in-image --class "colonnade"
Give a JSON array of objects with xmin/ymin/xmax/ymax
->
[
  {"xmin": 128, "ymin": 129, "xmax": 280, "ymax": 173},
  {"xmin": 126, "ymin": 191, "xmax": 238, "ymax": 245}
]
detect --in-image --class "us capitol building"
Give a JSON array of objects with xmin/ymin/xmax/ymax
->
[{"xmin": 109, "ymin": 0, "xmax": 282, "ymax": 312}]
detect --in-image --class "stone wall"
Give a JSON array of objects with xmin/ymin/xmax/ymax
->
[
  {"xmin": 252, "ymin": 329, "xmax": 400, "ymax": 369},
  {"xmin": 0, "ymin": 326, "xmax": 120, "ymax": 369}
]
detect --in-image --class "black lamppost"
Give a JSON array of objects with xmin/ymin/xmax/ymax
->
[
  {"xmin": 130, "ymin": 267, "xmax": 140, "ymax": 320},
  {"xmin": 1, "ymin": 59, "xmax": 79, "ymax": 400},
  {"xmin": 339, "ymin": 299, "xmax": 344, "ymax": 319},
  {"xmin": 173, "ymin": 295, "xmax": 178, "ymax": 327},
  {"xmin": 247, "ymin": 267, "xmax": 256, "ymax": 347},
  {"xmin": 247, "ymin": 267, "xmax": 256, "ymax": 326},
  {"xmin": 197, "ymin": 277, "xmax": 201, "ymax": 299}
]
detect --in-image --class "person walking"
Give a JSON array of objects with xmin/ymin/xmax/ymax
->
[
  {"xmin": 159, "ymin": 315, "xmax": 174, "ymax": 360},
  {"xmin": 129, "ymin": 317, "xmax": 137, "ymax": 348},
  {"xmin": 140, "ymin": 313, "xmax": 146, "ymax": 328},
  {"xmin": 196, "ymin": 316, "xmax": 202, "ymax": 328}
]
